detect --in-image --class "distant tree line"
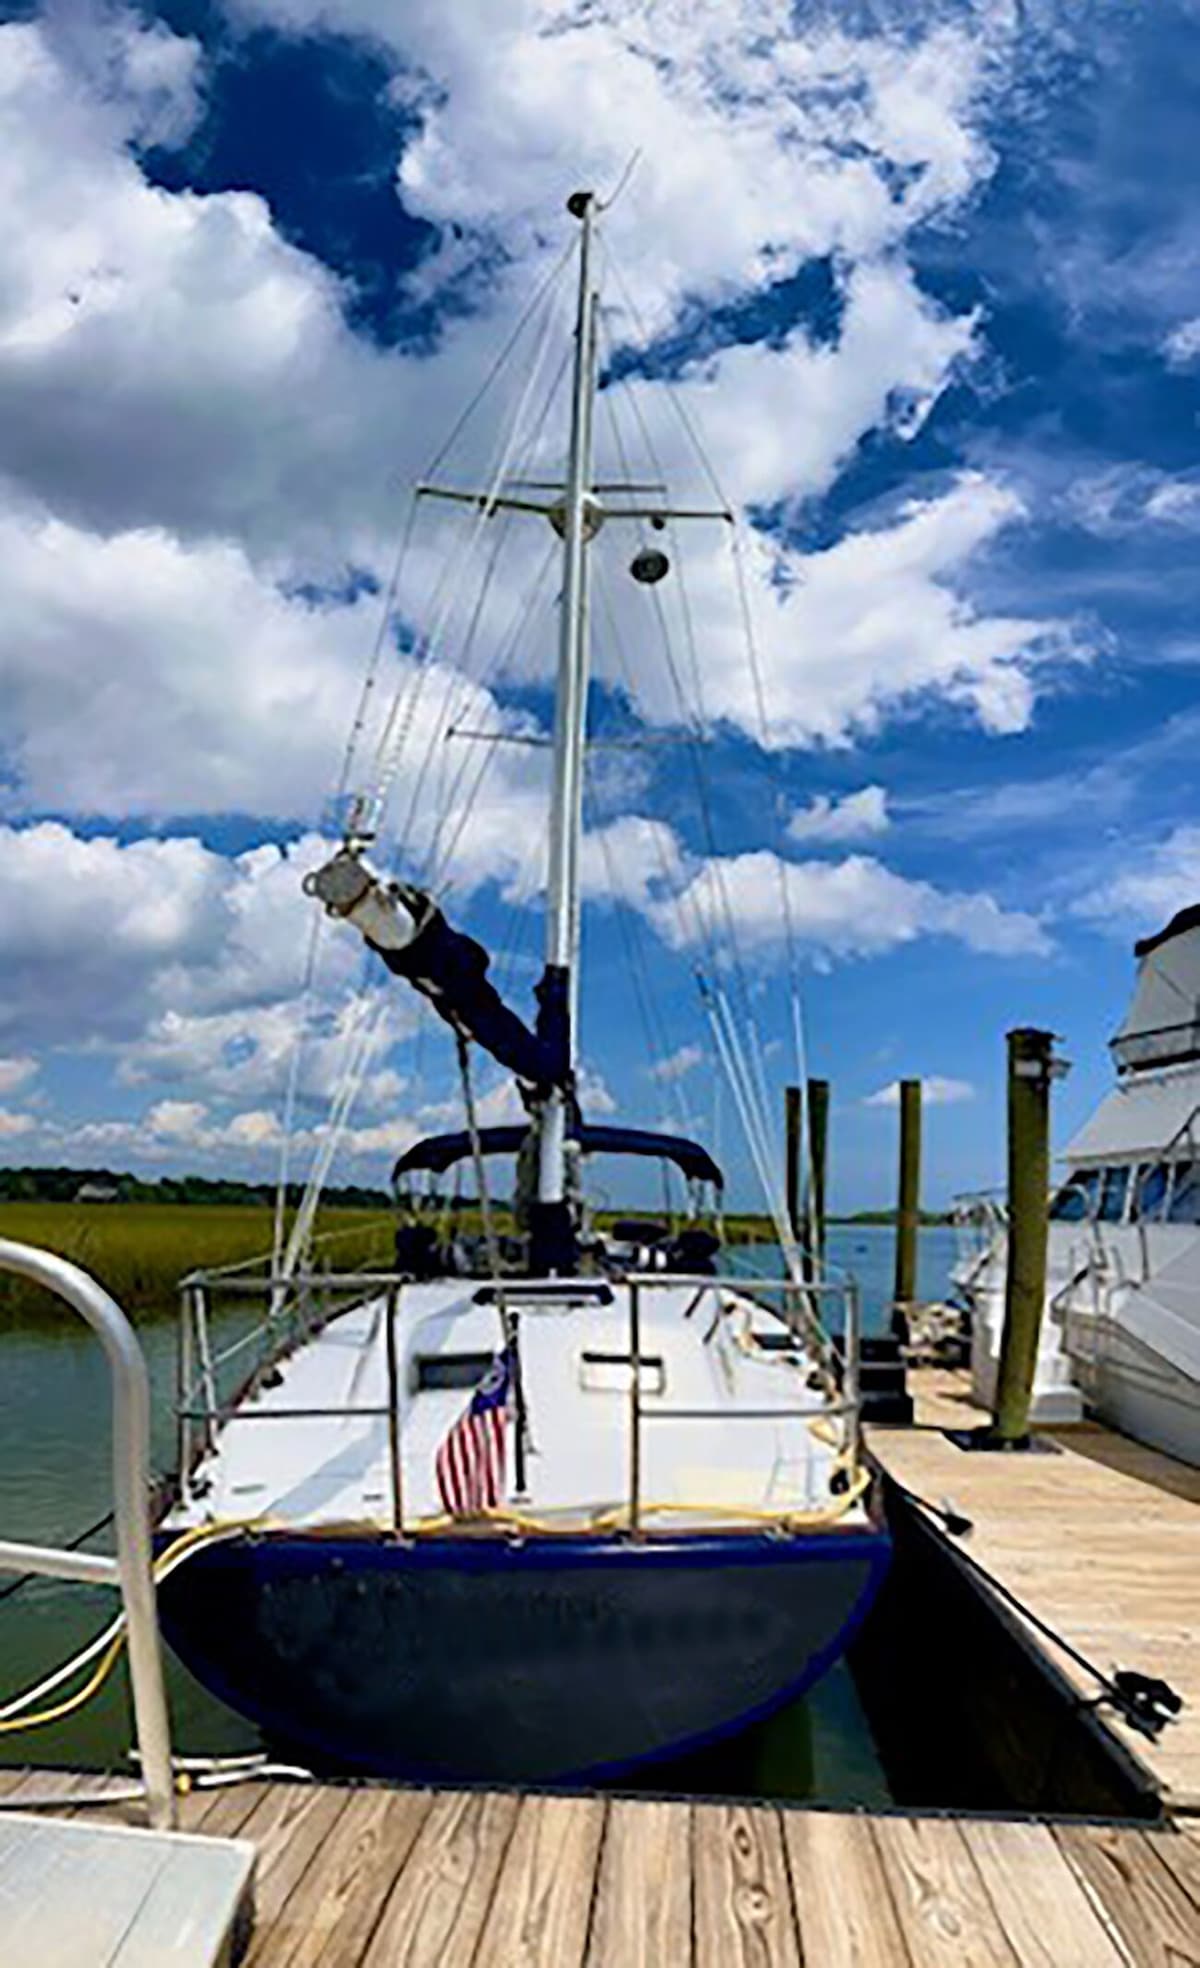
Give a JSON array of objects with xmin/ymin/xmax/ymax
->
[{"xmin": 0, "ymin": 1165, "xmax": 392, "ymax": 1208}]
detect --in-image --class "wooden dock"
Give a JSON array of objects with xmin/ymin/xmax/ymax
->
[
  {"xmin": 869, "ymin": 1367, "xmax": 1200, "ymax": 1813},
  {"xmin": 3, "ymin": 1766, "xmax": 1199, "ymax": 1966}
]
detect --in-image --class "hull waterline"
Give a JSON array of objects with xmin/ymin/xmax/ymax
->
[{"xmin": 158, "ymin": 1526, "xmax": 890, "ymax": 1784}]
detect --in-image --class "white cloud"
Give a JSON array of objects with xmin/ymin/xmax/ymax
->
[
  {"xmin": 0, "ymin": 7, "xmax": 1092, "ymax": 1173},
  {"xmin": 648, "ymin": 1042, "xmax": 704, "ymax": 1083},
  {"xmin": 236, "ymin": 3, "xmax": 1002, "ymax": 328},
  {"xmin": 0, "ymin": 1055, "xmax": 37, "ymax": 1095},
  {"xmin": 578, "ymin": 815, "xmax": 1050, "ymax": 960},
  {"xmin": 789, "ymin": 785, "xmax": 889, "ymax": 845},
  {"xmin": 0, "ymin": 1108, "xmax": 34, "ymax": 1138},
  {"xmin": 651, "ymin": 845, "xmax": 1050, "ymax": 960},
  {"xmin": 1162, "ymin": 317, "xmax": 1200, "ymax": 369},
  {"xmin": 594, "ymin": 475, "xmax": 1083, "ymax": 749},
  {"xmin": 1072, "ymin": 824, "xmax": 1200, "ymax": 939},
  {"xmin": 0, "ymin": 10, "xmax": 1069, "ymax": 833},
  {"xmin": 1068, "ymin": 464, "xmax": 1200, "ymax": 537},
  {"xmin": 864, "ymin": 1075, "xmax": 975, "ymax": 1107}
]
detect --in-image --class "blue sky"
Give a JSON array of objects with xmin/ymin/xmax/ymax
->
[{"xmin": 0, "ymin": 0, "xmax": 1198, "ymax": 1209}]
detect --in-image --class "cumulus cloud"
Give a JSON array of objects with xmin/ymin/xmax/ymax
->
[
  {"xmin": 789, "ymin": 785, "xmax": 889, "ymax": 845},
  {"xmin": 1068, "ymin": 464, "xmax": 1200, "ymax": 536},
  {"xmin": 864, "ymin": 1075, "xmax": 975, "ymax": 1107},
  {"xmin": 653, "ymin": 848, "xmax": 1050, "ymax": 959},
  {"xmin": 0, "ymin": 5, "xmax": 1090, "ymax": 1173},
  {"xmin": 583, "ymin": 816, "xmax": 1050, "ymax": 959},
  {"xmin": 1163, "ymin": 317, "xmax": 1200, "ymax": 368},
  {"xmin": 0, "ymin": 1056, "xmax": 38, "ymax": 1095},
  {"xmin": 648, "ymin": 1042, "xmax": 704, "ymax": 1083},
  {"xmin": 1072, "ymin": 824, "xmax": 1200, "ymax": 939}
]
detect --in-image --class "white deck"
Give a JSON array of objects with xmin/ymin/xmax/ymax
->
[
  {"xmin": 0, "ymin": 1814, "xmax": 254, "ymax": 1967},
  {"xmin": 169, "ymin": 1281, "xmax": 853, "ymax": 1533}
]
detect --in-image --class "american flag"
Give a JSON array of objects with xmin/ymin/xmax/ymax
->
[{"xmin": 435, "ymin": 1348, "xmax": 512, "ymax": 1517}]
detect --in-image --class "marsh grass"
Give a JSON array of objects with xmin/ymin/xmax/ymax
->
[{"xmin": 0, "ymin": 1201, "xmax": 396, "ymax": 1324}]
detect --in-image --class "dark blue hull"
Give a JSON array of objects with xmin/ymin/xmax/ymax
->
[{"xmin": 158, "ymin": 1527, "xmax": 890, "ymax": 1783}]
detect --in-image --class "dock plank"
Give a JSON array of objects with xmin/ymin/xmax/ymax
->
[
  {"xmin": 260, "ymin": 1786, "xmax": 433, "ymax": 1968},
  {"xmin": 870, "ymin": 1385, "xmax": 1200, "ymax": 1809},
  {"xmin": 1057, "ymin": 1822, "xmax": 1200, "ymax": 1968},
  {"xmin": 236, "ymin": 1781, "xmax": 350, "ymax": 1946},
  {"xmin": 1143, "ymin": 1826, "xmax": 1200, "ymax": 1915},
  {"xmin": 871, "ymin": 1814, "xmax": 1018, "ymax": 1966},
  {"xmin": 692, "ymin": 1801, "xmax": 800, "ymax": 1968},
  {"xmin": 960, "ymin": 1817, "xmax": 1123, "ymax": 1967},
  {"xmin": 473, "ymin": 1793, "xmax": 605, "ymax": 1968},
  {"xmin": 585, "ymin": 1797, "xmax": 692, "ymax": 1968},
  {"xmin": 782, "ymin": 1809, "xmax": 911, "ymax": 1967},
  {"xmin": 360, "ymin": 1787, "xmax": 520, "ymax": 1968}
]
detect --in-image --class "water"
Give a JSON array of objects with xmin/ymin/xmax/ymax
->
[{"xmin": 0, "ymin": 1224, "xmax": 960, "ymax": 1796}]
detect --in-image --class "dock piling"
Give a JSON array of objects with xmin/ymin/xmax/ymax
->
[
  {"xmin": 993, "ymin": 1027, "xmax": 1056, "ymax": 1444},
  {"xmin": 892, "ymin": 1077, "xmax": 921, "ymax": 1339},
  {"xmin": 785, "ymin": 1083, "xmax": 803, "ymax": 1245},
  {"xmin": 806, "ymin": 1077, "xmax": 829, "ymax": 1273}
]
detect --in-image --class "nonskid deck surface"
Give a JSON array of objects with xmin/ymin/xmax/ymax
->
[
  {"xmin": 7, "ymin": 1767, "xmax": 1199, "ymax": 1967},
  {"xmin": 168, "ymin": 1281, "xmax": 856, "ymax": 1534}
]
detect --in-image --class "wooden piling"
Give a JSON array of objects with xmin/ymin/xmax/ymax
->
[
  {"xmin": 993, "ymin": 1028, "xmax": 1055, "ymax": 1444},
  {"xmin": 785, "ymin": 1085, "xmax": 803, "ymax": 1244},
  {"xmin": 806, "ymin": 1077, "xmax": 829, "ymax": 1269},
  {"xmin": 892, "ymin": 1078, "xmax": 921, "ymax": 1338}
]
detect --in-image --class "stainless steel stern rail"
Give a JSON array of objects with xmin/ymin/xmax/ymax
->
[{"xmin": 0, "ymin": 1238, "xmax": 176, "ymax": 1829}]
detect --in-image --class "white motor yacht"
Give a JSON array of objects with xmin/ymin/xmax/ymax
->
[{"xmin": 955, "ymin": 905, "xmax": 1200, "ymax": 1463}]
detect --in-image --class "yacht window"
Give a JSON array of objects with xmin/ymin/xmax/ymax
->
[
  {"xmin": 1050, "ymin": 1170, "xmax": 1100, "ymax": 1221},
  {"xmin": 1167, "ymin": 1162, "xmax": 1200, "ymax": 1225},
  {"xmin": 579, "ymin": 1351, "xmax": 665, "ymax": 1396},
  {"xmin": 1096, "ymin": 1165, "xmax": 1131, "ymax": 1223},
  {"xmin": 1132, "ymin": 1163, "xmax": 1170, "ymax": 1222},
  {"xmin": 413, "ymin": 1353, "xmax": 496, "ymax": 1392}
]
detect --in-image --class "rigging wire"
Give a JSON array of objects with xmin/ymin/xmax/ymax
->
[
  {"xmin": 271, "ymin": 237, "xmax": 580, "ymax": 1271},
  {"xmin": 369, "ymin": 249, "xmax": 572, "ymax": 839},
  {"xmin": 421, "ymin": 541, "xmax": 559, "ymax": 895},
  {"xmin": 598, "ymin": 238, "xmax": 821, "ymax": 1265},
  {"xmin": 271, "ymin": 246, "xmax": 574, "ymax": 1277}
]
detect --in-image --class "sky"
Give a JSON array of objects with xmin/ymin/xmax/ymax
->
[{"xmin": 1, "ymin": 0, "xmax": 1199, "ymax": 1210}]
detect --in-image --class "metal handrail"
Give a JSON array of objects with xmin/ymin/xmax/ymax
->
[
  {"xmin": 626, "ymin": 1271, "xmax": 862, "ymax": 1535},
  {"xmin": 178, "ymin": 1266, "xmax": 861, "ymax": 1543},
  {"xmin": 0, "ymin": 1239, "xmax": 175, "ymax": 1830}
]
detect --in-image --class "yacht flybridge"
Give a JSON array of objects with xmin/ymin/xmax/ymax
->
[
  {"xmin": 156, "ymin": 192, "xmax": 889, "ymax": 1784},
  {"xmin": 956, "ymin": 905, "xmax": 1200, "ymax": 1467}
]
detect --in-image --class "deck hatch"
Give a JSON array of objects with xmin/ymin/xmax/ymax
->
[
  {"xmin": 413, "ymin": 1352, "xmax": 497, "ymax": 1392},
  {"xmin": 579, "ymin": 1349, "xmax": 665, "ymax": 1395}
]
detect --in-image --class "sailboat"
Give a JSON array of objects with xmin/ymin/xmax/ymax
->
[{"xmin": 156, "ymin": 191, "xmax": 891, "ymax": 1784}]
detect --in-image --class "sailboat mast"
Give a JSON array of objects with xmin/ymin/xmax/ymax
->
[{"xmin": 538, "ymin": 190, "xmax": 599, "ymax": 1213}]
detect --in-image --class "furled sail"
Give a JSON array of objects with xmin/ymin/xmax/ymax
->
[{"xmin": 304, "ymin": 849, "xmax": 569, "ymax": 1091}]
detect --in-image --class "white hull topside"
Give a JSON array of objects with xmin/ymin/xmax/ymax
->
[
  {"xmin": 958, "ymin": 1220, "xmax": 1200, "ymax": 1465},
  {"xmin": 953, "ymin": 905, "xmax": 1200, "ymax": 1467},
  {"xmin": 167, "ymin": 1279, "xmax": 864, "ymax": 1535}
]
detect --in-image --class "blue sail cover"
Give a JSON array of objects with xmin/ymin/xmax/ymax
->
[
  {"xmin": 393, "ymin": 1123, "xmax": 723, "ymax": 1189},
  {"xmin": 369, "ymin": 903, "xmax": 569, "ymax": 1092}
]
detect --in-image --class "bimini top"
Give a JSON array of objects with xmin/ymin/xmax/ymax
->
[{"xmin": 392, "ymin": 1123, "xmax": 723, "ymax": 1190}]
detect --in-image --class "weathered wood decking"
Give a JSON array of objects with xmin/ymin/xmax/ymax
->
[
  {"xmin": 869, "ymin": 1367, "xmax": 1200, "ymax": 1812},
  {"xmin": 4, "ymin": 1767, "xmax": 1200, "ymax": 1967}
]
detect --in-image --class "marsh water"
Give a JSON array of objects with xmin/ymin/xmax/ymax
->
[{"xmin": 0, "ymin": 1223, "xmax": 960, "ymax": 1801}]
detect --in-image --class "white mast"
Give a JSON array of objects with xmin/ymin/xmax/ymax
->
[{"xmin": 538, "ymin": 189, "xmax": 600, "ymax": 1211}]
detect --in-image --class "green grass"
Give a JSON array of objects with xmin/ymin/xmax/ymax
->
[{"xmin": 0, "ymin": 1201, "xmax": 396, "ymax": 1323}]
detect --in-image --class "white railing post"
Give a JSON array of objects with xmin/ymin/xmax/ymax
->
[{"xmin": 0, "ymin": 1239, "xmax": 176, "ymax": 1830}]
